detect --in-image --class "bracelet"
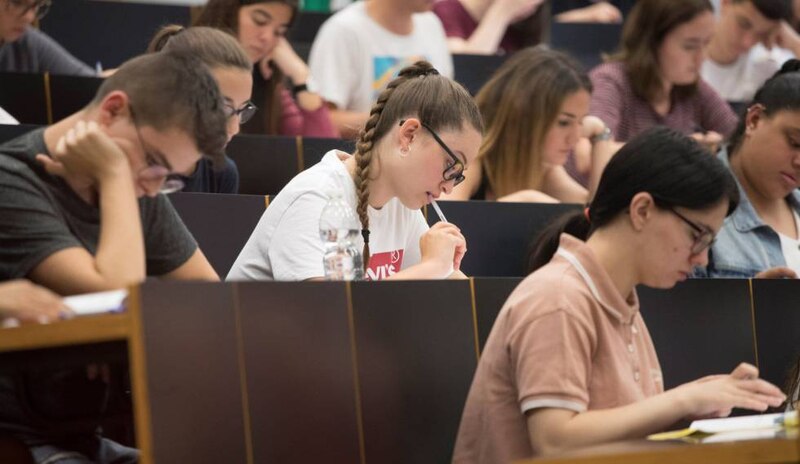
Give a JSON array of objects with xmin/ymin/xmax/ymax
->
[
  {"xmin": 590, "ymin": 126, "xmax": 612, "ymax": 143},
  {"xmin": 292, "ymin": 83, "xmax": 309, "ymax": 96}
]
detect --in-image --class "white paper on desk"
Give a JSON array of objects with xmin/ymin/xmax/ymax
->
[
  {"xmin": 63, "ymin": 289, "xmax": 128, "ymax": 316},
  {"xmin": 699, "ymin": 427, "xmax": 793, "ymax": 444},
  {"xmin": 691, "ymin": 411, "xmax": 797, "ymax": 433}
]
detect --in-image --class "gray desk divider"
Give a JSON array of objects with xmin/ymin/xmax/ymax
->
[
  {"xmin": 639, "ymin": 279, "xmax": 756, "ymax": 389},
  {"xmin": 299, "ymin": 136, "xmax": 355, "ymax": 170},
  {"xmin": 350, "ymin": 280, "xmax": 476, "ymax": 463},
  {"xmin": 237, "ymin": 281, "xmax": 361, "ymax": 463},
  {"xmin": 49, "ymin": 75, "xmax": 103, "ymax": 121},
  {"xmin": 471, "ymin": 277, "xmax": 524, "ymax": 353},
  {"xmin": 751, "ymin": 280, "xmax": 800, "ymax": 391},
  {"xmin": 226, "ymin": 134, "xmax": 299, "ymax": 195},
  {"xmin": 137, "ymin": 281, "xmax": 247, "ymax": 463},
  {"xmin": 0, "ymin": 124, "xmax": 42, "ymax": 143},
  {"xmin": 428, "ymin": 201, "xmax": 581, "ymax": 277},
  {"xmin": 0, "ymin": 73, "xmax": 47, "ymax": 124},
  {"xmin": 549, "ymin": 22, "xmax": 622, "ymax": 70},
  {"xmin": 168, "ymin": 192, "xmax": 267, "ymax": 278},
  {"xmin": 453, "ymin": 54, "xmax": 509, "ymax": 96}
]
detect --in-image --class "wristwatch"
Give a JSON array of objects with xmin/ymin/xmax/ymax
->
[{"xmin": 590, "ymin": 126, "xmax": 612, "ymax": 143}]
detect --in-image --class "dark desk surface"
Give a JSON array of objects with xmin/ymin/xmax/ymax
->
[{"xmin": 523, "ymin": 434, "xmax": 799, "ymax": 464}]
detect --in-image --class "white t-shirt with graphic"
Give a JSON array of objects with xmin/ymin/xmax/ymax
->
[
  {"xmin": 308, "ymin": 1, "xmax": 453, "ymax": 113},
  {"xmin": 701, "ymin": 44, "xmax": 794, "ymax": 102},
  {"xmin": 227, "ymin": 150, "xmax": 429, "ymax": 281}
]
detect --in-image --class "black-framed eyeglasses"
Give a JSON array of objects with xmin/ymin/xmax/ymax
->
[
  {"xmin": 667, "ymin": 207, "xmax": 715, "ymax": 255},
  {"xmin": 129, "ymin": 105, "xmax": 185, "ymax": 194},
  {"xmin": 5, "ymin": 0, "xmax": 50, "ymax": 19},
  {"xmin": 224, "ymin": 101, "xmax": 258, "ymax": 125},
  {"xmin": 400, "ymin": 120, "xmax": 465, "ymax": 186}
]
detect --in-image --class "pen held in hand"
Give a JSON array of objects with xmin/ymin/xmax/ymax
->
[{"xmin": 428, "ymin": 196, "xmax": 448, "ymax": 223}]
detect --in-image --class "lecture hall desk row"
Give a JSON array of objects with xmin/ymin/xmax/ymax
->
[{"xmin": 0, "ymin": 277, "xmax": 798, "ymax": 464}]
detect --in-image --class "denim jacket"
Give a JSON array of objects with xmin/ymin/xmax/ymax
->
[{"xmin": 694, "ymin": 148, "xmax": 800, "ymax": 278}]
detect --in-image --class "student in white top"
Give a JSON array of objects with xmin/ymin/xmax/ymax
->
[
  {"xmin": 227, "ymin": 61, "xmax": 483, "ymax": 281},
  {"xmin": 308, "ymin": 0, "xmax": 453, "ymax": 138},
  {"xmin": 703, "ymin": 0, "xmax": 798, "ymax": 102}
]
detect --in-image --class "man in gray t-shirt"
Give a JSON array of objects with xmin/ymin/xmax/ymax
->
[{"xmin": 0, "ymin": 52, "xmax": 227, "ymax": 463}]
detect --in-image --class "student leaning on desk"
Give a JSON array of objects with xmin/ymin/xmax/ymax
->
[
  {"xmin": 452, "ymin": 127, "xmax": 787, "ymax": 464},
  {"xmin": 0, "ymin": 51, "xmax": 227, "ymax": 464}
]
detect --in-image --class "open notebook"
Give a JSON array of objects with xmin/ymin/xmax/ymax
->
[{"xmin": 649, "ymin": 411, "xmax": 799, "ymax": 443}]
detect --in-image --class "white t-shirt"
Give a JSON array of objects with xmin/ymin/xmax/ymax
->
[
  {"xmin": 227, "ymin": 150, "xmax": 429, "ymax": 281},
  {"xmin": 701, "ymin": 44, "xmax": 794, "ymax": 102},
  {"xmin": 778, "ymin": 209, "xmax": 800, "ymax": 275},
  {"xmin": 308, "ymin": 1, "xmax": 453, "ymax": 112}
]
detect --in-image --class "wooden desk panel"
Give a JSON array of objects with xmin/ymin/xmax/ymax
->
[
  {"xmin": 237, "ymin": 282, "xmax": 362, "ymax": 464},
  {"xmin": 350, "ymin": 280, "xmax": 476, "ymax": 464},
  {"xmin": 639, "ymin": 279, "xmax": 756, "ymax": 389},
  {"xmin": 471, "ymin": 277, "xmax": 523, "ymax": 354},
  {"xmin": 135, "ymin": 282, "xmax": 247, "ymax": 464},
  {"xmin": 751, "ymin": 280, "xmax": 800, "ymax": 392},
  {"xmin": 525, "ymin": 436, "xmax": 799, "ymax": 464}
]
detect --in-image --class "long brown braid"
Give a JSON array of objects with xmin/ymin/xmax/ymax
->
[{"xmin": 352, "ymin": 61, "xmax": 484, "ymax": 272}]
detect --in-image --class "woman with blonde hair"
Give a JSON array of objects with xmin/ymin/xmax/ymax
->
[{"xmin": 444, "ymin": 46, "xmax": 616, "ymax": 203}]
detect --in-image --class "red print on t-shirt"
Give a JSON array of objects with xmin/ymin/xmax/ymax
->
[{"xmin": 366, "ymin": 249, "xmax": 404, "ymax": 281}]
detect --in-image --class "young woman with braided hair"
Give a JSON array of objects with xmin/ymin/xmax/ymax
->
[{"xmin": 228, "ymin": 61, "xmax": 484, "ymax": 281}]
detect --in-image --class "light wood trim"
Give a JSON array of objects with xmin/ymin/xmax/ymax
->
[
  {"xmin": 748, "ymin": 279, "xmax": 760, "ymax": 369},
  {"xmin": 468, "ymin": 278, "xmax": 480, "ymax": 361},
  {"xmin": 0, "ymin": 313, "xmax": 129, "ymax": 352},
  {"xmin": 521, "ymin": 437, "xmax": 799, "ymax": 464},
  {"xmin": 296, "ymin": 135, "xmax": 305, "ymax": 171},
  {"xmin": 232, "ymin": 283, "xmax": 255, "ymax": 464},
  {"xmin": 43, "ymin": 72, "xmax": 53, "ymax": 125},
  {"xmin": 127, "ymin": 285, "xmax": 155, "ymax": 464},
  {"xmin": 345, "ymin": 281, "xmax": 367, "ymax": 464}
]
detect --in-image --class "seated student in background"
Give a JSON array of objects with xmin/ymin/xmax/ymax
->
[
  {"xmin": 442, "ymin": 46, "xmax": 617, "ymax": 203},
  {"xmin": 432, "ymin": 0, "xmax": 547, "ymax": 54},
  {"xmin": 194, "ymin": 0, "xmax": 338, "ymax": 138},
  {"xmin": 553, "ymin": 1, "xmax": 624, "ymax": 23},
  {"xmin": 589, "ymin": 0, "xmax": 738, "ymax": 151},
  {"xmin": 308, "ymin": 0, "xmax": 453, "ymax": 138},
  {"xmin": 148, "ymin": 25, "xmax": 255, "ymax": 194},
  {"xmin": 704, "ymin": 0, "xmax": 797, "ymax": 102},
  {"xmin": 694, "ymin": 62, "xmax": 800, "ymax": 279},
  {"xmin": 0, "ymin": 0, "xmax": 94, "ymax": 76},
  {"xmin": 0, "ymin": 52, "xmax": 224, "ymax": 297},
  {"xmin": 453, "ymin": 127, "xmax": 786, "ymax": 463},
  {"xmin": 228, "ymin": 62, "xmax": 482, "ymax": 281},
  {"xmin": 0, "ymin": 279, "xmax": 67, "ymax": 325}
]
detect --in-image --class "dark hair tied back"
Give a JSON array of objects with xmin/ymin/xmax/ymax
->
[
  {"xmin": 729, "ymin": 58, "xmax": 800, "ymax": 154},
  {"xmin": 527, "ymin": 126, "xmax": 739, "ymax": 274}
]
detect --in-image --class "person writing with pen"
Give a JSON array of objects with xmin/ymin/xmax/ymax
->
[{"xmin": 228, "ymin": 61, "xmax": 483, "ymax": 281}]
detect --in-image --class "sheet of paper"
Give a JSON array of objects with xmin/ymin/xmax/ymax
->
[{"xmin": 63, "ymin": 289, "xmax": 128, "ymax": 316}]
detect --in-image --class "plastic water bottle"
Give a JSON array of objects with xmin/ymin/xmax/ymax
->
[{"xmin": 319, "ymin": 194, "xmax": 364, "ymax": 281}]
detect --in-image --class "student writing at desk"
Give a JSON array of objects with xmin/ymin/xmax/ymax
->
[
  {"xmin": 453, "ymin": 127, "xmax": 786, "ymax": 463},
  {"xmin": 0, "ymin": 51, "xmax": 226, "ymax": 463},
  {"xmin": 228, "ymin": 61, "xmax": 483, "ymax": 281}
]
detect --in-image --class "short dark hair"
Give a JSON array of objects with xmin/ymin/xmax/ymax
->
[
  {"xmin": 91, "ymin": 52, "xmax": 228, "ymax": 164},
  {"xmin": 733, "ymin": 0, "xmax": 792, "ymax": 21},
  {"xmin": 729, "ymin": 59, "xmax": 800, "ymax": 154},
  {"xmin": 528, "ymin": 126, "xmax": 740, "ymax": 272}
]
